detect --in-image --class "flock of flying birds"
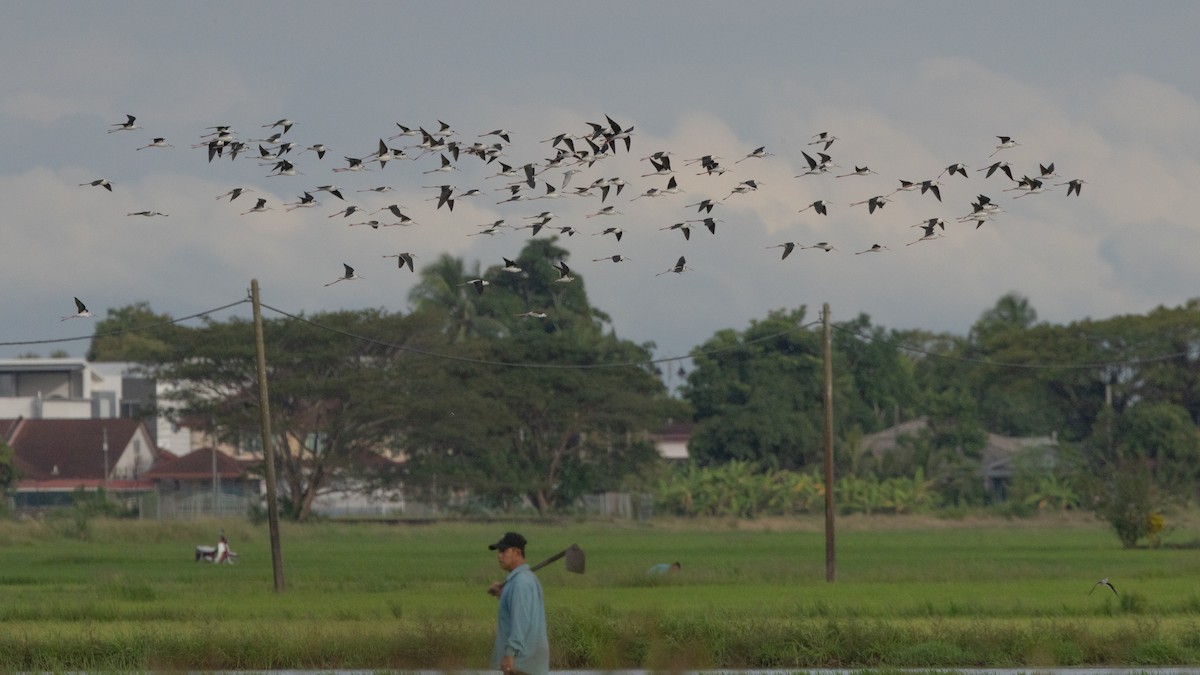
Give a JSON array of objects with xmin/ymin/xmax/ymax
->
[{"xmin": 68, "ymin": 112, "xmax": 1087, "ymax": 320}]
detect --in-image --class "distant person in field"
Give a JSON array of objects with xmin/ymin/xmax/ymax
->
[
  {"xmin": 647, "ymin": 561, "xmax": 682, "ymax": 576},
  {"xmin": 216, "ymin": 534, "xmax": 232, "ymax": 564},
  {"xmin": 488, "ymin": 531, "xmax": 549, "ymax": 675}
]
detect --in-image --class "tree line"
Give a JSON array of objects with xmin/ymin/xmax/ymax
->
[{"xmin": 80, "ymin": 239, "xmax": 1200, "ymax": 541}]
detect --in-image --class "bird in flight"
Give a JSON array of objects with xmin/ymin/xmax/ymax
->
[
  {"xmin": 837, "ymin": 166, "xmax": 878, "ymax": 178},
  {"xmin": 808, "ymin": 132, "xmax": 838, "ymax": 151},
  {"xmin": 990, "ymin": 135, "xmax": 1020, "ymax": 157},
  {"xmin": 1089, "ymin": 578, "xmax": 1118, "ymax": 598},
  {"xmin": 661, "ymin": 222, "xmax": 693, "ymax": 240},
  {"xmin": 1058, "ymin": 178, "xmax": 1087, "ymax": 197},
  {"xmin": 516, "ymin": 310, "xmax": 547, "ymax": 319},
  {"xmin": 855, "ymin": 244, "xmax": 891, "ymax": 255},
  {"xmin": 460, "ymin": 279, "xmax": 490, "ymax": 295},
  {"xmin": 217, "ymin": 187, "xmax": 253, "ymax": 202},
  {"xmin": 61, "ymin": 297, "xmax": 94, "ymax": 321},
  {"xmin": 79, "ymin": 178, "xmax": 113, "ymax": 192},
  {"xmin": 127, "ymin": 210, "xmax": 168, "ymax": 217},
  {"xmin": 594, "ymin": 254, "xmax": 630, "ymax": 263},
  {"xmin": 978, "ymin": 161, "xmax": 1015, "ymax": 181},
  {"xmin": 796, "ymin": 150, "xmax": 835, "ymax": 176},
  {"xmin": 656, "ymin": 256, "xmax": 692, "ymax": 276},
  {"xmin": 768, "ymin": 242, "xmax": 798, "ymax": 260},
  {"xmin": 802, "ymin": 242, "xmax": 837, "ymax": 252},
  {"xmin": 383, "ymin": 252, "xmax": 417, "ymax": 272},
  {"xmin": 850, "ymin": 195, "xmax": 891, "ymax": 214},
  {"xmin": 798, "ymin": 200, "xmax": 830, "ymax": 216},
  {"xmin": 325, "ymin": 264, "xmax": 363, "ymax": 286},
  {"xmin": 263, "ymin": 118, "xmax": 297, "ymax": 133},
  {"xmin": 552, "ymin": 261, "xmax": 575, "ymax": 283},
  {"xmin": 136, "ymin": 137, "xmax": 173, "ymax": 151},
  {"xmin": 939, "ymin": 162, "xmax": 969, "ymax": 179},
  {"xmin": 241, "ymin": 198, "xmax": 271, "ymax": 215},
  {"xmin": 735, "ymin": 146, "xmax": 773, "ymax": 163},
  {"xmin": 108, "ymin": 114, "xmax": 140, "ymax": 133}
]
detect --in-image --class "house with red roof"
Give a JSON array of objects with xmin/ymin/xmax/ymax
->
[
  {"xmin": 143, "ymin": 447, "xmax": 260, "ymax": 519},
  {"xmin": 3, "ymin": 417, "xmax": 159, "ymax": 510}
]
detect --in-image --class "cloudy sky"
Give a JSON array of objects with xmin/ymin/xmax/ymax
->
[{"xmin": 3, "ymin": 2, "xmax": 1199, "ymax": 366}]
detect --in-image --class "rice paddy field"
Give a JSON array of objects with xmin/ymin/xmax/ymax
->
[{"xmin": 2, "ymin": 511, "xmax": 1200, "ymax": 671}]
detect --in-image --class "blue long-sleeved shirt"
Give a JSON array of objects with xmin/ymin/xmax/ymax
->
[{"xmin": 491, "ymin": 563, "xmax": 549, "ymax": 675}]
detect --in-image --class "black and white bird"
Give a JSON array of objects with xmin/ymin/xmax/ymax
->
[
  {"xmin": 939, "ymin": 162, "xmax": 969, "ymax": 179},
  {"xmin": 686, "ymin": 198, "xmax": 716, "ymax": 214},
  {"xmin": 735, "ymin": 146, "xmax": 773, "ymax": 163},
  {"xmin": 802, "ymin": 242, "xmax": 837, "ymax": 252},
  {"xmin": 516, "ymin": 310, "xmax": 547, "ymax": 319},
  {"xmin": 796, "ymin": 150, "xmax": 836, "ymax": 176},
  {"xmin": 594, "ymin": 254, "xmax": 630, "ymax": 263},
  {"xmin": 79, "ymin": 178, "xmax": 113, "ymax": 192},
  {"xmin": 127, "ymin": 210, "xmax": 168, "ymax": 217},
  {"xmin": 798, "ymin": 200, "xmax": 830, "ymax": 216},
  {"xmin": 108, "ymin": 114, "xmax": 140, "ymax": 133},
  {"xmin": 216, "ymin": 187, "xmax": 253, "ymax": 201},
  {"xmin": 586, "ymin": 206, "xmax": 622, "ymax": 218},
  {"xmin": 768, "ymin": 242, "xmax": 798, "ymax": 260},
  {"xmin": 855, "ymin": 244, "xmax": 891, "ymax": 255},
  {"xmin": 501, "ymin": 257, "xmax": 523, "ymax": 273},
  {"xmin": 61, "ymin": 297, "xmax": 94, "ymax": 321},
  {"xmin": 1058, "ymin": 178, "xmax": 1087, "ymax": 197},
  {"xmin": 552, "ymin": 261, "xmax": 575, "ymax": 283},
  {"xmin": 314, "ymin": 185, "xmax": 345, "ymax": 200},
  {"xmin": 241, "ymin": 198, "xmax": 271, "ymax": 215},
  {"xmin": 286, "ymin": 192, "xmax": 318, "ymax": 211},
  {"xmin": 263, "ymin": 118, "xmax": 297, "ymax": 133},
  {"xmin": 850, "ymin": 195, "xmax": 891, "ymax": 214},
  {"xmin": 460, "ymin": 279, "xmax": 489, "ymax": 295},
  {"xmin": 136, "ymin": 137, "xmax": 173, "ymax": 150},
  {"xmin": 990, "ymin": 135, "xmax": 1020, "ymax": 157},
  {"xmin": 837, "ymin": 165, "xmax": 879, "ymax": 178},
  {"xmin": 978, "ymin": 161, "xmax": 1015, "ymax": 181},
  {"xmin": 808, "ymin": 132, "xmax": 838, "ymax": 151},
  {"xmin": 656, "ymin": 256, "xmax": 692, "ymax": 275},
  {"xmin": 325, "ymin": 263, "xmax": 364, "ymax": 286},
  {"xmin": 383, "ymin": 252, "xmax": 417, "ymax": 272},
  {"xmin": 329, "ymin": 205, "xmax": 365, "ymax": 219},
  {"xmin": 1089, "ymin": 578, "xmax": 1118, "ymax": 598},
  {"xmin": 641, "ymin": 155, "xmax": 673, "ymax": 177}
]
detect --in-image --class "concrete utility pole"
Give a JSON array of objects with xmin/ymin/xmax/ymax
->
[
  {"xmin": 822, "ymin": 303, "xmax": 836, "ymax": 582},
  {"xmin": 251, "ymin": 279, "xmax": 286, "ymax": 592}
]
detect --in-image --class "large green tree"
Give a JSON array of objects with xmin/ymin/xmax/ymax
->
[
  {"xmin": 398, "ymin": 238, "xmax": 672, "ymax": 513},
  {"xmin": 147, "ymin": 308, "xmax": 430, "ymax": 521}
]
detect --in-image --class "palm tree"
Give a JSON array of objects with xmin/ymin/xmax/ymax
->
[{"xmin": 408, "ymin": 254, "xmax": 504, "ymax": 343}]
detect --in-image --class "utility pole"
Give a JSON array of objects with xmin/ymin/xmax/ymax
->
[
  {"xmin": 251, "ymin": 279, "xmax": 286, "ymax": 592},
  {"xmin": 822, "ymin": 303, "xmax": 836, "ymax": 582}
]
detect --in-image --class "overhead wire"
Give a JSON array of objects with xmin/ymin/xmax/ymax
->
[{"xmin": 2, "ymin": 296, "xmax": 1192, "ymax": 373}]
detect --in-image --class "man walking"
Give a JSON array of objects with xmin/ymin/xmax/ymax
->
[{"xmin": 488, "ymin": 532, "xmax": 549, "ymax": 675}]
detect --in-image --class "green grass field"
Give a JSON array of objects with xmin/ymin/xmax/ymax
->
[{"xmin": 2, "ymin": 511, "xmax": 1200, "ymax": 671}]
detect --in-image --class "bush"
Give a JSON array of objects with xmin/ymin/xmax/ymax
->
[{"xmin": 1093, "ymin": 467, "xmax": 1157, "ymax": 548}]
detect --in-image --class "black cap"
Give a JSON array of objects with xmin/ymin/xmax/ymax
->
[{"xmin": 488, "ymin": 531, "xmax": 527, "ymax": 552}]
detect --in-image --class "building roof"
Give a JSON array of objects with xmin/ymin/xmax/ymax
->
[
  {"xmin": 860, "ymin": 416, "xmax": 1057, "ymax": 478},
  {"xmin": 4, "ymin": 417, "xmax": 148, "ymax": 480},
  {"xmin": 143, "ymin": 447, "xmax": 246, "ymax": 480}
]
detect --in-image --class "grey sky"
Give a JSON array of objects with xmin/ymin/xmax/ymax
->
[{"xmin": 3, "ymin": 2, "xmax": 1199, "ymax": 363}]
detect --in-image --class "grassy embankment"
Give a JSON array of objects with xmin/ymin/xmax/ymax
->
[{"xmin": 2, "ymin": 511, "xmax": 1200, "ymax": 671}]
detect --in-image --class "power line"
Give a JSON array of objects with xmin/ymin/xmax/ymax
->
[
  {"xmin": 0, "ymin": 299, "xmax": 250, "ymax": 348},
  {"xmin": 4, "ymin": 296, "xmax": 1190, "ymax": 373}
]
